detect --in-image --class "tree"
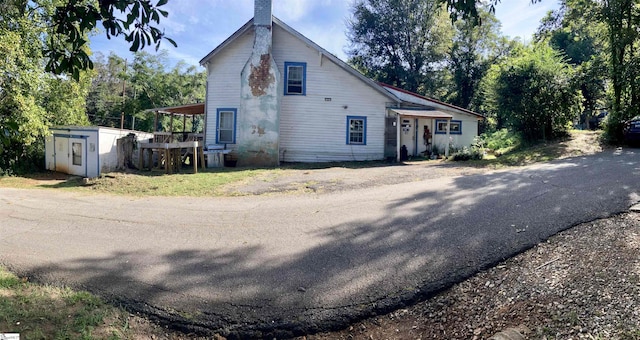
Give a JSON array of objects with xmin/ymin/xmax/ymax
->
[
  {"xmin": 346, "ymin": 0, "xmax": 454, "ymax": 95},
  {"xmin": 86, "ymin": 51, "xmax": 206, "ymax": 133},
  {"xmin": 482, "ymin": 44, "xmax": 582, "ymax": 141},
  {"xmin": 535, "ymin": 0, "xmax": 608, "ymax": 129},
  {"xmin": 45, "ymin": 0, "xmax": 176, "ymax": 80},
  {"xmin": 85, "ymin": 53, "xmax": 129, "ymax": 127},
  {"xmin": 600, "ymin": 0, "xmax": 640, "ymax": 140},
  {"xmin": 0, "ymin": 0, "xmax": 90, "ymax": 173},
  {"xmin": 445, "ymin": 7, "xmax": 509, "ymax": 110}
]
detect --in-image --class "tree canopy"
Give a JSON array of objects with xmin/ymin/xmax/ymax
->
[
  {"xmin": 347, "ymin": 0, "xmax": 454, "ymax": 94},
  {"xmin": 482, "ymin": 45, "xmax": 582, "ymax": 141}
]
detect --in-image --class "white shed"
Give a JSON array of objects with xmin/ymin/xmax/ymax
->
[{"xmin": 45, "ymin": 126, "xmax": 153, "ymax": 178}]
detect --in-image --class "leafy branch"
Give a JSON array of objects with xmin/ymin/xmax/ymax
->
[{"xmin": 45, "ymin": 0, "xmax": 176, "ymax": 80}]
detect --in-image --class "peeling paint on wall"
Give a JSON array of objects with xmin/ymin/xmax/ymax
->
[
  {"xmin": 251, "ymin": 125, "xmax": 266, "ymax": 136},
  {"xmin": 238, "ymin": 22, "xmax": 281, "ymax": 167},
  {"xmin": 249, "ymin": 54, "xmax": 275, "ymax": 96}
]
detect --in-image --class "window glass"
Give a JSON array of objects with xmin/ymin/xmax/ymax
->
[
  {"xmin": 72, "ymin": 142, "xmax": 82, "ymax": 166},
  {"xmin": 347, "ymin": 116, "xmax": 367, "ymax": 145},
  {"xmin": 285, "ymin": 62, "xmax": 306, "ymax": 95},
  {"xmin": 217, "ymin": 110, "xmax": 236, "ymax": 144},
  {"xmin": 435, "ymin": 120, "xmax": 462, "ymax": 134}
]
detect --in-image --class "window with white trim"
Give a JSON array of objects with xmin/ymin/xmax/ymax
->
[
  {"xmin": 435, "ymin": 119, "xmax": 462, "ymax": 134},
  {"xmin": 284, "ymin": 62, "xmax": 306, "ymax": 95},
  {"xmin": 217, "ymin": 108, "xmax": 237, "ymax": 144},
  {"xmin": 347, "ymin": 116, "xmax": 367, "ymax": 145}
]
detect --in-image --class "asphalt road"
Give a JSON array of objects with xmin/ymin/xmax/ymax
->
[{"xmin": 1, "ymin": 149, "xmax": 639, "ymax": 338}]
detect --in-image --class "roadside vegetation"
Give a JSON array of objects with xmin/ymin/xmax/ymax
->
[{"xmin": 1, "ymin": 266, "xmax": 135, "ymax": 339}]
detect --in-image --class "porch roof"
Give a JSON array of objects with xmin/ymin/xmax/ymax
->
[
  {"xmin": 390, "ymin": 108, "xmax": 453, "ymax": 119},
  {"xmin": 153, "ymin": 103, "xmax": 205, "ymax": 116}
]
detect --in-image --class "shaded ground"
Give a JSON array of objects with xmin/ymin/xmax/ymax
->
[{"xmin": 306, "ymin": 211, "xmax": 640, "ymax": 340}]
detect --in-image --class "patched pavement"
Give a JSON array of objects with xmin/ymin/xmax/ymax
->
[{"xmin": 1, "ymin": 149, "xmax": 639, "ymax": 338}]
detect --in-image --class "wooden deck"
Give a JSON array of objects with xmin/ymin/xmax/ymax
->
[{"xmin": 138, "ymin": 141, "xmax": 205, "ymax": 174}]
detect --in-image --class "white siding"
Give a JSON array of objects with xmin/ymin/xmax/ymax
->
[
  {"xmin": 432, "ymin": 112, "xmax": 479, "ymax": 150},
  {"xmin": 204, "ymin": 30, "xmax": 254, "ymax": 147},
  {"xmin": 272, "ymin": 25, "xmax": 390, "ymax": 162},
  {"xmin": 385, "ymin": 86, "xmax": 481, "ymax": 150}
]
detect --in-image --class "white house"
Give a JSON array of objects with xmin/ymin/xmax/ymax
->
[
  {"xmin": 200, "ymin": 0, "xmax": 484, "ymax": 166},
  {"xmin": 45, "ymin": 126, "xmax": 153, "ymax": 178}
]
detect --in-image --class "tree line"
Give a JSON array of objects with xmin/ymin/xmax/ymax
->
[{"xmin": 347, "ymin": 0, "xmax": 639, "ymax": 143}]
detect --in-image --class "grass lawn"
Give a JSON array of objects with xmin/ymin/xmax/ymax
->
[
  {"xmin": 0, "ymin": 168, "xmax": 268, "ymax": 197},
  {"xmin": 0, "ymin": 266, "xmax": 133, "ymax": 339}
]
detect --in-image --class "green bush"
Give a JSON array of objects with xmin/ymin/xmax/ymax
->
[
  {"xmin": 451, "ymin": 146, "xmax": 484, "ymax": 161},
  {"xmin": 482, "ymin": 128, "xmax": 522, "ymax": 151}
]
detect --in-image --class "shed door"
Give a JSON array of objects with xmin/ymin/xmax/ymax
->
[
  {"xmin": 54, "ymin": 137, "xmax": 70, "ymax": 174},
  {"xmin": 68, "ymin": 138, "xmax": 86, "ymax": 177}
]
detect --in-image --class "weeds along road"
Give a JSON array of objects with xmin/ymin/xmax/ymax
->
[{"xmin": 1, "ymin": 149, "xmax": 639, "ymax": 338}]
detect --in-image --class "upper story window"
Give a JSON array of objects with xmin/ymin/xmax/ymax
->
[
  {"xmin": 435, "ymin": 119, "xmax": 462, "ymax": 135},
  {"xmin": 284, "ymin": 62, "xmax": 306, "ymax": 95}
]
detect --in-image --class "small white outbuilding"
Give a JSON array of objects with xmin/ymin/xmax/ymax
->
[{"xmin": 45, "ymin": 126, "xmax": 153, "ymax": 178}]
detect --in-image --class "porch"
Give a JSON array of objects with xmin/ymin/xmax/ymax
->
[
  {"xmin": 138, "ymin": 103, "xmax": 207, "ymax": 173},
  {"xmin": 388, "ymin": 109, "xmax": 453, "ymax": 162}
]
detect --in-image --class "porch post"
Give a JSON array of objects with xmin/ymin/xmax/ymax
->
[
  {"xmin": 445, "ymin": 118, "xmax": 451, "ymax": 158},
  {"xmin": 396, "ymin": 113, "xmax": 401, "ymax": 162}
]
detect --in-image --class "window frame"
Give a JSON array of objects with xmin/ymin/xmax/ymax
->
[
  {"xmin": 435, "ymin": 119, "xmax": 462, "ymax": 135},
  {"xmin": 216, "ymin": 108, "xmax": 237, "ymax": 144},
  {"xmin": 71, "ymin": 142, "xmax": 82, "ymax": 166},
  {"xmin": 284, "ymin": 62, "xmax": 307, "ymax": 95},
  {"xmin": 346, "ymin": 116, "xmax": 367, "ymax": 145}
]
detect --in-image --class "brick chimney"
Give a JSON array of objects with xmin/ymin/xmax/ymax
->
[{"xmin": 237, "ymin": 0, "xmax": 281, "ymax": 166}]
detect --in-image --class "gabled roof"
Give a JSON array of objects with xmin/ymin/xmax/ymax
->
[
  {"xmin": 199, "ymin": 16, "xmax": 399, "ymax": 103},
  {"xmin": 380, "ymin": 83, "xmax": 484, "ymax": 119},
  {"xmin": 198, "ymin": 16, "xmax": 483, "ymax": 119}
]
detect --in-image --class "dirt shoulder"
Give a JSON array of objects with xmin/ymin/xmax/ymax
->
[{"xmin": 221, "ymin": 130, "xmax": 606, "ymax": 196}]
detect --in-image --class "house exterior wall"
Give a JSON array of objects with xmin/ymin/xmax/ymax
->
[
  {"xmin": 271, "ymin": 24, "xmax": 390, "ymax": 162},
  {"xmin": 431, "ymin": 112, "xmax": 479, "ymax": 151},
  {"xmin": 204, "ymin": 24, "xmax": 392, "ymax": 163},
  {"xmin": 205, "ymin": 30, "xmax": 254, "ymax": 147}
]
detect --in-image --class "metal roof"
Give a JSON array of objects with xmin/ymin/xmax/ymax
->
[
  {"xmin": 152, "ymin": 103, "xmax": 205, "ymax": 115},
  {"xmin": 390, "ymin": 109, "xmax": 453, "ymax": 119}
]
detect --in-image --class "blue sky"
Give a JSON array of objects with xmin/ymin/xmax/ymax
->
[{"xmin": 89, "ymin": 0, "xmax": 560, "ymax": 68}]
